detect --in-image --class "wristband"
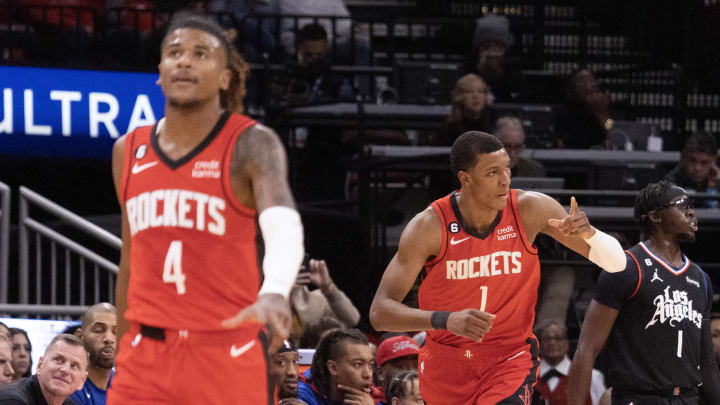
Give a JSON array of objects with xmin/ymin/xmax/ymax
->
[{"xmin": 430, "ymin": 311, "xmax": 451, "ymax": 330}]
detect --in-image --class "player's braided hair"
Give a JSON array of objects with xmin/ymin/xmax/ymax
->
[
  {"xmin": 163, "ymin": 11, "xmax": 248, "ymax": 114},
  {"xmin": 634, "ymin": 180, "xmax": 678, "ymax": 237},
  {"xmin": 450, "ymin": 130, "xmax": 504, "ymax": 175},
  {"xmin": 309, "ymin": 328, "xmax": 368, "ymax": 396}
]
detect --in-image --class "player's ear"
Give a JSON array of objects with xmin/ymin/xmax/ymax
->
[
  {"xmin": 648, "ymin": 210, "xmax": 661, "ymax": 224},
  {"xmin": 219, "ymin": 68, "xmax": 232, "ymax": 91},
  {"xmin": 327, "ymin": 360, "xmax": 338, "ymax": 376},
  {"xmin": 74, "ymin": 328, "xmax": 83, "ymax": 339},
  {"xmin": 457, "ymin": 170, "xmax": 470, "ymax": 187}
]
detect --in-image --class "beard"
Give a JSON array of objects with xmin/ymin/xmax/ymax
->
[
  {"xmin": 167, "ymin": 96, "xmax": 203, "ymax": 110},
  {"xmin": 89, "ymin": 347, "xmax": 115, "ymax": 369}
]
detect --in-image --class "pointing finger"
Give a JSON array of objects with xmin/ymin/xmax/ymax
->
[{"xmin": 570, "ymin": 196, "xmax": 579, "ymax": 214}]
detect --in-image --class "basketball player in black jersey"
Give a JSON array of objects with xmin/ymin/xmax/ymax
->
[{"xmin": 567, "ymin": 181, "xmax": 720, "ymax": 404}]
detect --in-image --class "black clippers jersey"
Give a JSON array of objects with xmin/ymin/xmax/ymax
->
[{"xmin": 594, "ymin": 242, "xmax": 713, "ymax": 393}]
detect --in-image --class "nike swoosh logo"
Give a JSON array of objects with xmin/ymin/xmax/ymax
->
[
  {"xmin": 450, "ymin": 236, "xmax": 470, "ymax": 245},
  {"xmin": 230, "ymin": 340, "xmax": 256, "ymax": 358},
  {"xmin": 131, "ymin": 161, "xmax": 158, "ymax": 174}
]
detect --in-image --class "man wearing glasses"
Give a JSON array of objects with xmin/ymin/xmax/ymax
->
[
  {"xmin": 494, "ymin": 116, "xmax": 545, "ymax": 178},
  {"xmin": 568, "ymin": 181, "xmax": 720, "ymax": 405}
]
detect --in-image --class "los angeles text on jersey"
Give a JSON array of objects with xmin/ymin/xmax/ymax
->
[
  {"xmin": 645, "ymin": 286, "xmax": 702, "ymax": 329},
  {"xmin": 126, "ymin": 189, "xmax": 225, "ymax": 236},
  {"xmin": 446, "ymin": 251, "xmax": 522, "ymax": 280}
]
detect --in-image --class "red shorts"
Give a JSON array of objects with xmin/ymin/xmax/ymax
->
[
  {"xmin": 418, "ymin": 335, "xmax": 540, "ymax": 405},
  {"xmin": 107, "ymin": 322, "xmax": 272, "ymax": 405}
]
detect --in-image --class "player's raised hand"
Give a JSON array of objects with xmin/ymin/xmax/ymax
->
[
  {"xmin": 447, "ymin": 309, "xmax": 495, "ymax": 342},
  {"xmin": 547, "ymin": 197, "xmax": 596, "ymax": 239},
  {"xmin": 221, "ymin": 293, "xmax": 291, "ymax": 353}
]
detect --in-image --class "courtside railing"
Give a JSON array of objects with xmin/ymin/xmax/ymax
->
[{"xmin": 13, "ymin": 187, "xmax": 120, "ymax": 316}]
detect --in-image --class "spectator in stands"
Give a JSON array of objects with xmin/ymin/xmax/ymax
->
[
  {"xmin": 270, "ymin": 23, "xmax": 353, "ymax": 109},
  {"xmin": 535, "ymin": 319, "xmax": 605, "ymax": 405},
  {"xmin": 711, "ymin": 313, "xmax": 720, "ymax": 370},
  {"xmin": 0, "ymin": 334, "xmax": 87, "ymax": 404},
  {"xmin": 664, "ymin": 132, "xmax": 720, "ymax": 208},
  {"xmin": 10, "ymin": 328, "xmax": 31, "ymax": 381},
  {"xmin": 0, "ymin": 322, "xmax": 10, "ymax": 341},
  {"xmin": 383, "ymin": 370, "xmax": 423, "ymax": 405},
  {"xmin": 466, "ymin": 13, "xmax": 525, "ymax": 103},
  {"xmin": 70, "ymin": 303, "xmax": 117, "ymax": 405},
  {"xmin": 432, "ymin": 73, "xmax": 494, "ymax": 146},
  {"xmin": 374, "ymin": 336, "xmax": 419, "ymax": 404},
  {"xmin": 0, "ymin": 335, "xmax": 14, "ymax": 389},
  {"xmin": 494, "ymin": 116, "xmax": 546, "ymax": 177},
  {"xmin": 290, "ymin": 257, "xmax": 360, "ymax": 345},
  {"xmin": 554, "ymin": 69, "xmax": 611, "ymax": 149},
  {"xmin": 270, "ymin": 340, "xmax": 303, "ymax": 404},
  {"xmin": 298, "ymin": 329, "xmax": 376, "ymax": 405},
  {"xmin": 298, "ymin": 317, "xmax": 344, "ymax": 349}
]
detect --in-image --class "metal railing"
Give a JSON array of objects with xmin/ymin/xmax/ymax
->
[
  {"xmin": 16, "ymin": 187, "xmax": 120, "ymax": 314},
  {"xmin": 0, "ymin": 181, "xmax": 9, "ymax": 304}
]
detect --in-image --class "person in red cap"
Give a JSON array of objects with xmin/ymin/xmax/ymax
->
[{"xmin": 373, "ymin": 336, "xmax": 419, "ymax": 404}]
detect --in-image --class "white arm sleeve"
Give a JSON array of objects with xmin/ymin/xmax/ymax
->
[
  {"xmin": 586, "ymin": 228, "xmax": 626, "ymax": 273},
  {"xmin": 257, "ymin": 206, "xmax": 304, "ymax": 298}
]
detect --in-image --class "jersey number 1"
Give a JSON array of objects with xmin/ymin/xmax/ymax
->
[
  {"xmin": 479, "ymin": 286, "xmax": 488, "ymax": 312},
  {"xmin": 164, "ymin": 241, "xmax": 187, "ymax": 295}
]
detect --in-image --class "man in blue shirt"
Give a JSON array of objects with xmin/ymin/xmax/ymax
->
[
  {"xmin": 298, "ymin": 329, "xmax": 376, "ymax": 405},
  {"xmin": 70, "ymin": 303, "xmax": 117, "ymax": 405}
]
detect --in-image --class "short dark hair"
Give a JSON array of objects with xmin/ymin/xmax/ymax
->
[
  {"xmin": 297, "ymin": 23, "xmax": 328, "ymax": 43},
  {"xmin": 683, "ymin": 132, "xmax": 718, "ymax": 156},
  {"xmin": 710, "ymin": 312, "xmax": 720, "ymax": 322},
  {"xmin": 81, "ymin": 302, "xmax": 116, "ymax": 330},
  {"xmin": 309, "ymin": 329, "xmax": 368, "ymax": 396},
  {"xmin": 450, "ymin": 131, "xmax": 504, "ymax": 175},
  {"xmin": 299, "ymin": 316, "xmax": 344, "ymax": 349},
  {"xmin": 634, "ymin": 180, "xmax": 684, "ymax": 236}
]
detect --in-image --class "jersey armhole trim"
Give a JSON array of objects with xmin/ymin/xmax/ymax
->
[
  {"xmin": 424, "ymin": 201, "xmax": 448, "ymax": 268},
  {"xmin": 625, "ymin": 250, "xmax": 643, "ymax": 300},
  {"xmin": 119, "ymin": 129, "xmax": 137, "ymax": 203},
  {"xmin": 221, "ymin": 118, "xmax": 259, "ymax": 218},
  {"xmin": 509, "ymin": 189, "xmax": 538, "ymax": 255}
]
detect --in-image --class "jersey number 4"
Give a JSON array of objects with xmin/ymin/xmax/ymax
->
[{"xmin": 164, "ymin": 241, "xmax": 187, "ymax": 295}]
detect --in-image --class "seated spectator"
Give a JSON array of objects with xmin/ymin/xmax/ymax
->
[
  {"xmin": 374, "ymin": 336, "xmax": 419, "ymax": 404},
  {"xmin": 10, "ymin": 328, "xmax": 32, "ymax": 381},
  {"xmin": 270, "ymin": 23, "xmax": 353, "ymax": 109},
  {"xmin": 432, "ymin": 73, "xmax": 494, "ymax": 146},
  {"xmin": 270, "ymin": 340, "xmax": 303, "ymax": 404},
  {"xmin": 711, "ymin": 313, "xmax": 720, "ymax": 370},
  {"xmin": 535, "ymin": 319, "xmax": 606, "ymax": 405},
  {"xmin": 0, "ymin": 334, "xmax": 87, "ymax": 405},
  {"xmin": 290, "ymin": 258, "xmax": 360, "ymax": 345},
  {"xmin": 664, "ymin": 131, "xmax": 720, "ymax": 208},
  {"xmin": 465, "ymin": 13, "xmax": 525, "ymax": 102},
  {"xmin": 554, "ymin": 69, "xmax": 611, "ymax": 149},
  {"xmin": 494, "ymin": 116, "xmax": 546, "ymax": 177},
  {"xmin": 383, "ymin": 370, "xmax": 423, "ymax": 405},
  {"xmin": 298, "ymin": 329, "xmax": 377, "ymax": 405},
  {"xmin": 70, "ymin": 303, "xmax": 117, "ymax": 405},
  {"xmin": 298, "ymin": 317, "xmax": 344, "ymax": 349},
  {"xmin": 0, "ymin": 335, "xmax": 14, "ymax": 389}
]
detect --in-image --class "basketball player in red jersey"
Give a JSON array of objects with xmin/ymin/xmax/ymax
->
[
  {"xmin": 107, "ymin": 13, "xmax": 304, "ymax": 405},
  {"xmin": 370, "ymin": 131, "xmax": 626, "ymax": 404}
]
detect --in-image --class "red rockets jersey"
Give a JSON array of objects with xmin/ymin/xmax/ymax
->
[
  {"xmin": 418, "ymin": 189, "xmax": 541, "ymax": 350},
  {"xmin": 120, "ymin": 112, "xmax": 261, "ymax": 331}
]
